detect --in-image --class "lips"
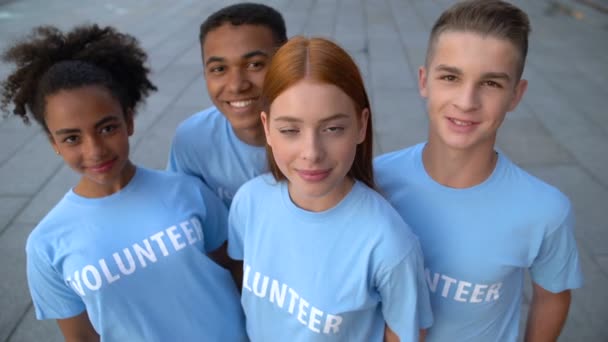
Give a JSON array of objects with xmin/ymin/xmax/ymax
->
[
  {"xmin": 87, "ymin": 158, "xmax": 117, "ymax": 173},
  {"xmin": 446, "ymin": 117, "xmax": 479, "ymax": 132},
  {"xmin": 226, "ymin": 98, "xmax": 257, "ymax": 109},
  {"xmin": 296, "ymin": 169, "xmax": 331, "ymax": 182}
]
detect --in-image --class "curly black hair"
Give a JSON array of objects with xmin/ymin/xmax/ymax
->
[
  {"xmin": 199, "ymin": 3, "xmax": 287, "ymax": 46},
  {"xmin": 0, "ymin": 24, "xmax": 157, "ymax": 131}
]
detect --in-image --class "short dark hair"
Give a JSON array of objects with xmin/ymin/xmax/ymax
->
[
  {"xmin": 426, "ymin": 0, "xmax": 531, "ymax": 78},
  {"xmin": 199, "ymin": 3, "xmax": 287, "ymax": 46},
  {"xmin": 1, "ymin": 25, "xmax": 157, "ymax": 131}
]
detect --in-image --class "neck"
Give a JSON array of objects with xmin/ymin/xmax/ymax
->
[
  {"xmin": 233, "ymin": 123, "xmax": 266, "ymax": 147},
  {"xmin": 422, "ymin": 141, "xmax": 498, "ymax": 189},
  {"xmin": 74, "ymin": 161, "xmax": 137, "ymax": 198},
  {"xmin": 289, "ymin": 177, "xmax": 354, "ymax": 212}
]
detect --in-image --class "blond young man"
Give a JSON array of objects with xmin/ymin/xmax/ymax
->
[{"xmin": 375, "ymin": 1, "xmax": 583, "ymax": 341}]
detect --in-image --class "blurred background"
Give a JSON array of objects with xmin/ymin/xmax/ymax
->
[{"xmin": 0, "ymin": 0, "xmax": 606, "ymax": 341}]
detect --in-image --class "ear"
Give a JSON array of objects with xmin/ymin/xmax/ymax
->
[
  {"xmin": 507, "ymin": 79, "xmax": 528, "ymax": 112},
  {"xmin": 47, "ymin": 132, "xmax": 60, "ymax": 155},
  {"xmin": 260, "ymin": 111, "xmax": 272, "ymax": 147},
  {"xmin": 125, "ymin": 109, "xmax": 135, "ymax": 136},
  {"xmin": 418, "ymin": 66, "xmax": 429, "ymax": 98},
  {"xmin": 357, "ymin": 108, "xmax": 370, "ymax": 144}
]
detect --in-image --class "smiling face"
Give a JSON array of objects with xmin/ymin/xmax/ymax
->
[
  {"xmin": 261, "ymin": 80, "xmax": 368, "ymax": 212},
  {"xmin": 419, "ymin": 31, "xmax": 527, "ymax": 154},
  {"xmin": 45, "ymin": 85, "xmax": 135, "ymax": 198},
  {"xmin": 202, "ymin": 23, "xmax": 277, "ymax": 145}
]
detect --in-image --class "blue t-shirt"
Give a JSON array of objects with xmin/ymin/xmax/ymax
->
[
  {"xmin": 26, "ymin": 167, "xmax": 247, "ymax": 342},
  {"xmin": 228, "ymin": 175, "xmax": 433, "ymax": 342},
  {"xmin": 374, "ymin": 143, "xmax": 584, "ymax": 342},
  {"xmin": 167, "ymin": 106, "xmax": 267, "ymax": 206}
]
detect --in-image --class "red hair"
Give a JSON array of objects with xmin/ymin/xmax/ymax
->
[{"xmin": 262, "ymin": 36, "xmax": 374, "ymax": 189}]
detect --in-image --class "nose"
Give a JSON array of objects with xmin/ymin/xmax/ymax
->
[
  {"xmin": 227, "ymin": 68, "xmax": 251, "ymax": 94},
  {"xmin": 453, "ymin": 82, "xmax": 481, "ymax": 112},
  {"xmin": 82, "ymin": 135, "xmax": 106, "ymax": 161},
  {"xmin": 300, "ymin": 131, "xmax": 324, "ymax": 163}
]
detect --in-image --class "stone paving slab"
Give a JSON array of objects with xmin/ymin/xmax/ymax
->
[
  {"xmin": 0, "ymin": 0, "xmax": 606, "ymax": 341},
  {"xmin": 0, "ymin": 222, "xmax": 33, "ymax": 342}
]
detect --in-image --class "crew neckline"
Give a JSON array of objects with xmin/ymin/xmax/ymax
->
[
  {"xmin": 415, "ymin": 142, "xmax": 505, "ymax": 194},
  {"xmin": 280, "ymin": 179, "xmax": 364, "ymax": 222}
]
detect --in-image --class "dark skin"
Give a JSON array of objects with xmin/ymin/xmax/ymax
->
[
  {"xmin": 207, "ymin": 242, "xmax": 243, "ymax": 290},
  {"xmin": 57, "ymin": 311, "xmax": 99, "ymax": 342},
  {"xmin": 385, "ymin": 326, "xmax": 426, "ymax": 342}
]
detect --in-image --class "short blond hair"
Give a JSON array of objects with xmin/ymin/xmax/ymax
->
[{"xmin": 426, "ymin": 0, "xmax": 531, "ymax": 78}]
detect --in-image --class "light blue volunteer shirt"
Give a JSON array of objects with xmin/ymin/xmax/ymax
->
[
  {"xmin": 167, "ymin": 106, "xmax": 267, "ymax": 206},
  {"xmin": 374, "ymin": 143, "xmax": 583, "ymax": 342},
  {"xmin": 26, "ymin": 167, "xmax": 247, "ymax": 342},
  {"xmin": 228, "ymin": 175, "xmax": 433, "ymax": 342}
]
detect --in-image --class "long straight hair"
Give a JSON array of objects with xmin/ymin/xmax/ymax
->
[{"xmin": 262, "ymin": 36, "xmax": 375, "ymax": 189}]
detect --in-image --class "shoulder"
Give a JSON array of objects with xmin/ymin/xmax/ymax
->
[
  {"xmin": 26, "ymin": 195, "xmax": 74, "ymax": 255},
  {"xmin": 351, "ymin": 184, "xmax": 422, "ymax": 272},
  {"xmin": 374, "ymin": 143, "xmax": 423, "ymax": 183},
  {"xmin": 374, "ymin": 143, "xmax": 423, "ymax": 169},
  {"xmin": 374, "ymin": 143, "xmax": 425, "ymax": 193},
  {"xmin": 232, "ymin": 173, "xmax": 280, "ymax": 203},
  {"xmin": 174, "ymin": 106, "xmax": 225, "ymax": 141},
  {"xmin": 502, "ymin": 158, "xmax": 570, "ymax": 211},
  {"xmin": 140, "ymin": 167, "xmax": 208, "ymax": 195},
  {"xmin": 354, "ymin": 184, "xmax": 418, "ymax": 248},
  {"xmin": 501, "ymin": 157, "xmax": 571, "ymax": 229}
]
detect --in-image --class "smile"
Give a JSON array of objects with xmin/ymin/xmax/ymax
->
[
  {"xmin": 227, "ymin": 98, "xmax": 256, "ymax": 108},
  {"xmin": 296, "ymin": 169, "xmax": 331, "ymax": 182},
  {"xmin": 87, "ymin": 158, "xmax": 117, "ymax": 173},
  {"xmin": 448, "ymin": 117, "xmax": 476, "ymax": 126}
]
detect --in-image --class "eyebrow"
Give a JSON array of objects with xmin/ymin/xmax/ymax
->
[
  {"xmin": 205, "ymin": 49, "xmax": 270, "ymax": 66},
  {"xmin": 273, "ymin": 113, "xmax": 351, "ymax": 123},
  {"xmin": 54, "ymin": 115, "xmax": 120, "ymax": 135},
  {"xmin": 481, "ymin": 71, "xmax": 511, "ymax": 81},
  {"xmin": 435, "ymin": 64, "xmax": 511, "ymax": 81},
  {"xmin": 435, "ymin": 65, "xmax": 462, "ymax": 75}
]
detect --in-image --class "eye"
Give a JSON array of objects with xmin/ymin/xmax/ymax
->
[
  {"xmin": 247, "ymin": 61, "xmax": 266, "ymax": 71},
  {"xmin": 62, "ymin": 135, "xmax": 80, "ymax": 144},
  {"xmin": 208, "ymin": 65, "xmax": 225, "ymax": 74},
  {"xmin": 278, "ymin": 128, "xmax": 299, "ymax": 135},
  {"xmin": 482, "ymin": 80, "xmax": 503, "ymax": 88},
  {"xmin": 100, "ymin": 124, "xmax": 118, "ymax": 135},
  {"xmin": 324, "ymin": 126, "xmax": 344, "ymax": 134},
  {"xmin": 440, "ymin": 75, "xmax": 457, "ymax": 82}
]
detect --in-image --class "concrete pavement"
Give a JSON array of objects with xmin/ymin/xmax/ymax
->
[{"xmin": 1, "ymin": 0, "xmax": 606, "ymax": 341}]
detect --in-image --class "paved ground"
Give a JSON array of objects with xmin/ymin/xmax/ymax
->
[{"xmin": 0, "ymin": 0, "xmax": 606, "ymax": 341}]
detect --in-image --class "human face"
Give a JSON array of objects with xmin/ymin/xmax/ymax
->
[
  {"xmin": 419, "ymin": 31, "xmax": 528, "ymax": 154},
  {"xmin": 45, "ymin": 85, "xmax": 135, "ymax": 198},
  {"xmin": 261, "ymin": 81, "xmax": 369, "ymax": 212},
  {"xmin": 203, "ymin": 24, "xmax": 277, "ymax": 144}
]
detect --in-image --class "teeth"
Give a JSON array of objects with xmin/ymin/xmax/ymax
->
[
  {"xmin": 451, "ymin": 118, "xmax": 472, "ymax": 126},
  {"xmin": 229, "ymin": 99, "xmax": 254, "ymax": 108}
]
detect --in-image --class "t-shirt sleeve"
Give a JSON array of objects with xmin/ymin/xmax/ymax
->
[
  {"xmin": 198, "ymin": 180, "xmax": 229, "ymax": 253},
  {"xmin": 166, "ymin": 132, "xmax": 185, "ymax": 173},
  {"xmin": 26, "ymin": 241, "xmax": 86, "ymax": 320},
  {"xmin": 530, "ymin": 205, "xmax": 584, "ymax": 292},
  {"xmin": 377, "ymin": 240, "xmax": 434, "ymax": 341},
  {"xmin": 227, "ymin": 192, "xmax": 246, "ymax": 261}
]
